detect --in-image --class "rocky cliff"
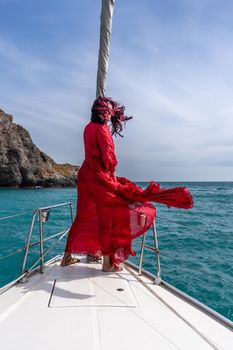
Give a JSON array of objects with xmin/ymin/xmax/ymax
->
[{"xmin": 0, "ymin": 109, "xmax": 79, "ymax": 187}]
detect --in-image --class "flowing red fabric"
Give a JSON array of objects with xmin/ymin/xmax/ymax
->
[{"xmin": 65, "ymin": 122, "xmax": 193, "ymax": 265}]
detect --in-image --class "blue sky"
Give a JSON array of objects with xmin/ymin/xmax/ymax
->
[{"xmin": 1, "ymin": 0, "xmax": 233, "ymax": 181}]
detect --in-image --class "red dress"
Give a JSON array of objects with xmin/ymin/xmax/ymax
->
[{"xmin": 65, "ymin": 122, "xmax": 193, "ymax": 265}]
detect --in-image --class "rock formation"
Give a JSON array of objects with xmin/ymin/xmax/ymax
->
[{"xmin": 0, "ymin": 109, "xmax": 79, "ymax": 187}]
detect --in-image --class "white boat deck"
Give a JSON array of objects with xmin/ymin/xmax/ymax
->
[{"xmin": 0, "ymin": 257, "xmax": 232, "ymax": 350}]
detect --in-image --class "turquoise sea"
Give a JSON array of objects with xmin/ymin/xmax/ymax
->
[{"xmin": 0, "ymin": 182, "xmax": 232, "ymax": 322}]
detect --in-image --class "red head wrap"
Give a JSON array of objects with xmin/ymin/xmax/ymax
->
[{"xmin": 91, "ymin": 96, "xmax": 133, "ymax": 136}]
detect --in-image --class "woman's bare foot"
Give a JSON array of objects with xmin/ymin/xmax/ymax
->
[
  {"xmin": 61, "ymin": 253, "xmax": 80, "ymax": 266},
  {"xmin": 102, "ymin": 264, "xmax": 123, "ymax": 272},
  {"xmin": 102, "ymin": 255, "xmax": 123, "ymax": 272}
]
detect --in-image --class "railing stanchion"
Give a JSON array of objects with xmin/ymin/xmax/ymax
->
[
  {"xmin": 136, "ymin": 220, "xmax": 161, "ymax": 284},
  {"xmin": 152, "ymin": 220, "xmax": 161, "ymax": 284},
  {"xmin": 21, "ymin": 210, "xmax": 38, "ymax": 277},
  {"xmin": 39, "ymin": 210, "xmax": 44, "ymax": 273},
  {"xmin": 69, "ymin": 203, "xmax": 74, "ymax": 223},
  {"xmin": 139, "ymin": 233, "xmax": 146, "ymax": 276}
]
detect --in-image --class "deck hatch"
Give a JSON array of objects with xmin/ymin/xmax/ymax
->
[{"xmin": 49, "ymin": 275, "xmax": 138, "ymax": 308}]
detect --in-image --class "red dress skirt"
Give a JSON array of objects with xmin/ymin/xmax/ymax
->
[{"xmin": 65, "ymin": 122, "xmax": 193, "ymax": 265}]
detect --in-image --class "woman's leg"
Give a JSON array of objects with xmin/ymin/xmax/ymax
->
[
  {"xmin": 102, "ymin": 255, "xmax": 111, "ymax": 271},
  {"xmin": 102, "ymin": 255, "xmax": 123, "ymax": 272}
]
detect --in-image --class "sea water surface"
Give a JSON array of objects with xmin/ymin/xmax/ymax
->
[{"xmin": 0, "ymin": 182, "xmax": 232, "ymax": 321}]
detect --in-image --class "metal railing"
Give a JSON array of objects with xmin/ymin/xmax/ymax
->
[
  {"xmin": 0, "ymin": 202, "xmax": 74, "ymax": 292},
  {"xmin": 21, "ymin": 202, "xmax": 74, "ymax": 276},
  {"xmin": 138, "ymin": 219, "xmax": 161, "ymax": 284}
]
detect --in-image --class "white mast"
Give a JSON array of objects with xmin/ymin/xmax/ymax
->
[{"xmin": 96, "ymin": 0, "xmax": 115, "ymax": 97}]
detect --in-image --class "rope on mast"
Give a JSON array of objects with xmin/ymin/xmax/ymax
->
[{"xmin": 96, "ymin": 0, "xmax": 115, "ymax": 98}]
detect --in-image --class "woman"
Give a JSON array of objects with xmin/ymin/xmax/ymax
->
[{"xmin": 61, "ymin": 97, "xmax": 193, "ymax": 271}]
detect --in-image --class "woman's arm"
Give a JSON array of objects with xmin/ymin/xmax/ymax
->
[{"xmin": 96, "ymin": 125, "xmax": 117, "ymax": 173}]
